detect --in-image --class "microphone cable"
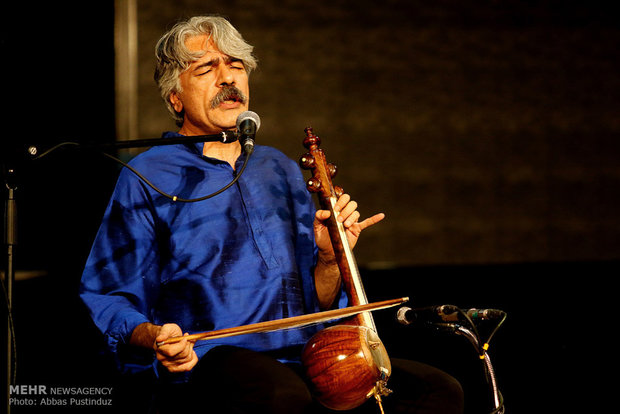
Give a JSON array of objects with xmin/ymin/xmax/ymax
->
[
  {"xmin": 0, "ymin": 269, "xmax": 18, "ymax": 386},
  {"xmin": 31, "ymin": 141, "xmax": 253, "ymax": 203},
  {"xmin": 100, "ymin": 150, "xmax": 251, "ymax": 203},
  {"xmin": 480, "ymin": 310, "xmax": 507, "ymax": 350}
]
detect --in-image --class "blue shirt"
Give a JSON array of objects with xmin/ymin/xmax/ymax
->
[{"xmin": 80, "ymin": 133, "xmax": 341, "ymax": 375}]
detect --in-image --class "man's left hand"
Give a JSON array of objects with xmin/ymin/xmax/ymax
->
[{"xmin": 314, "ymin": 193, "xmax": 384, "ymax": 261}]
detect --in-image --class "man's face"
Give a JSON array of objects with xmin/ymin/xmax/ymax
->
[{"xmin": 170, "ymin": 34, "xmax": 250, "ymax": 135}]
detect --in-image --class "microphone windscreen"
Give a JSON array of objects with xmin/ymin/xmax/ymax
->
[
  {"xmin": 396, "ymin": 307, "xmax": 413, "ymax": 325},
  {"xmin": 236, "ymin": 111, "xmax": 261, "ymax": 131}
]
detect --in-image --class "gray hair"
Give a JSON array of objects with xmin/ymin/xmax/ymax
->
[{"xmin": 154, "ymin": 15, "xmax": 258, "ymax": 126}]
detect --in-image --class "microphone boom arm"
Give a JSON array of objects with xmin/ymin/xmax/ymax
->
[{"xmin": 27, "ymin": 131, "xmax": 239, "ymax": 160}]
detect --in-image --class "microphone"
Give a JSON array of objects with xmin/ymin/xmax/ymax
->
[
  {"xmin": 465, "ymin": 308, "xmax": 505, "ymax": 320},
  {"xmin": 396, "ymin": 305, "xmax": 460, "ymax": 325},
  {"xmin": 236, "ymin": 111, "xmax": 261, "ymax": 155}
]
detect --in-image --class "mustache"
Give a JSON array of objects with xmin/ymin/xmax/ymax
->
[{"xmin": 210, "ymin": 85, "xmax": 248, "ymax": 109}]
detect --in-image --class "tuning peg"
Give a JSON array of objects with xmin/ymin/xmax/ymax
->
[
  {"xmin": 299, "ymin": 153, "xmax": 315, "ymax": 169},
  {"xmin": 327, "ymin": 163, "xmax": 337, "ymax": 178},
  {"xmin": 306, "ymin": 178, "xmax": 322, "ymax": 193},
  {"xmin": 303, "ymin": 127, "xmax": 321, "ymax": 149}
]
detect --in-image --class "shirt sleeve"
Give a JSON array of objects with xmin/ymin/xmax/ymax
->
[
  {"xmin": 285, "ymin": 156, "xmax": 349, "ymax": 312},
  {"xmin": 79, "ymin": 167, "xmax": 161, "ymax": 369}
]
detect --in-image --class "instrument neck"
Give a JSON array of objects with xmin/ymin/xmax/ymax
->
[{"xmin": 323, "ymin": 195, "xmax": 376, "ymax": 331}]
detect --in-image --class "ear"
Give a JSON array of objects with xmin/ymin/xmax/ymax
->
[{"xmin": 169, "ymin": 92, "xmax": 183, "ymax": 113}]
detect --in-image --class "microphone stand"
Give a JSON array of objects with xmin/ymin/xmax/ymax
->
[
  {"xmin": 436, "ymin": 323, "xmax": 505, "ymax": 414},
  {"xmin": 2, "ymin": 130, "xmax": 242, "ymax": 414},
  {"xmin": 453, "ymin": 325, "xmax": 503, "ymax": 413},
  {"xmin": 3, "ymin": 167, "xmax": 17, "ymax": 414}
]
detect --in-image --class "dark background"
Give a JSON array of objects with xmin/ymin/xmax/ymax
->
[{"xmin": 2, "ymin": 1, "xmax": 619, "ymax": 413}]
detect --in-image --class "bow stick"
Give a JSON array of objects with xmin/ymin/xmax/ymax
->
[{"xmin": 156, "ymin": 297, "xmax": 409, "ymax": 346}]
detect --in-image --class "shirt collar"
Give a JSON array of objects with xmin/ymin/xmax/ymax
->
[
  {"xmin": 161, "ymin": 131, "xmax": 203, "ymax": 155},
  {"xmin": 161, "ymin": 131, "xmax": 248, "ymax": 166}
]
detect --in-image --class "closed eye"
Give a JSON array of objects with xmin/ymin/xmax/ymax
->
[
  {"xmin": 194, "ymin": 58, "xmax": 218, "ymax": 76},
  {"xmin": 193, "ymin": 57, "xmax": 245, "ymax": 75},
  {"xmin": 229, "ymin": 59, "xmax": 245, "ymax": 71}
]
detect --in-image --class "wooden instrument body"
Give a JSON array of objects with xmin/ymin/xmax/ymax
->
[
  {"xmin": 299, "ymin": 127, "xmax": 391, "ymax": 410},
  {"xmin": 302, "ymin": 325, "xmax": 391, "ymax": 410}
]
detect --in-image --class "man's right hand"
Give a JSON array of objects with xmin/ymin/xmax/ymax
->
[
  {"xmin": 131, "ymin": 322, "xmax": 199, "ymax": 372},
  {"xmin": 154, "ymin": 323, "xmax": 199, "ymax": 372}
]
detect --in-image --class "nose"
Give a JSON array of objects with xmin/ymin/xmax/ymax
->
[{"xmin": 218, "ymin": 65, "xmax": 235, "ymax": 86}]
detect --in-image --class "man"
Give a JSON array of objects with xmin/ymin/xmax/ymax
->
[{"xmin": 80, "ymin": 15, "xmax": 463, "ymax": 413}]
